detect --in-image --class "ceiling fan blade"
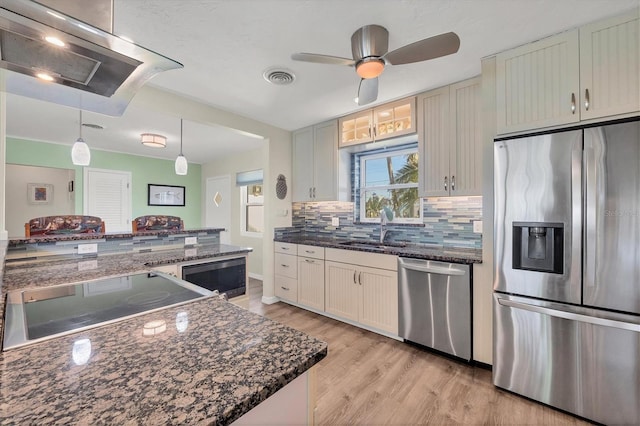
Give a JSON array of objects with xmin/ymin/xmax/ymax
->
[
  {"xmin": 383, "ymin": 32, "xmax": 460, "ymax": 65},
  {"xmin": 357, "ymin": 78, "xmax": 378, "ymax": 106},
  {"xmin": 291, "ymin": 53, "xmax": 356, "ymax": 66}
]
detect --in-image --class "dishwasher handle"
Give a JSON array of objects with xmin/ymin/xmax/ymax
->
[{"xmin": 398, "ymin": 258, "xmax": 466, "ymax": 276}]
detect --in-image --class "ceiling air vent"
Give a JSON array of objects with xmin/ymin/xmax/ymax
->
[{"xmin": 263, "ymin": 67, "xmax": 296, "ymax": 85}]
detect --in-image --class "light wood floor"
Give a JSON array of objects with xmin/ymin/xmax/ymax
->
[{"xmin": 247, "ymin": 279, "xmax": 590, "ymax": 425}]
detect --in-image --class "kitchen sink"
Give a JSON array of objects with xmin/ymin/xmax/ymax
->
[{"xmin": 339, "ymin": 241, "xmax": 407, "ymax": 252}]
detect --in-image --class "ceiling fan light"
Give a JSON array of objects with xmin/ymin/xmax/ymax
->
[
  {"xmin": 71, "ymin": 137, "xmax": 91, "ymax": 166},
  {"xmin": 356, "ymin": 59, "xmax": 384, "ymax": 79},
  {"xmin": 175, "ymin": 155, "xmax": 188, "ymax": 175},
  {"xmin": 141, "ymin": 133, "xmax": 167, "ymax": 148}
]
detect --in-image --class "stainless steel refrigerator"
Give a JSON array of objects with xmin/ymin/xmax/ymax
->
[{"xmin": 493, "ymin": 119, "xmax": 640, "ymax": 425}]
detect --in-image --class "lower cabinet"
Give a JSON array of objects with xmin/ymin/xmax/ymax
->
[
  {"xmin": 298, "ymin": 257, "xmax": 325, "ymax": 311},
  {"xmin": 275, "ymin": 242, "xmax": 298, "ymax": 303},
  {"xmin": 273, "ymin": 243, "xmax": 399, "ymax": 337},
  {"xmin": 325, "ymin": 261, "xmax": 398, "ymax": 335}
]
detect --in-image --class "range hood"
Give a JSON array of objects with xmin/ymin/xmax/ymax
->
[{"xmin": 0, "ymin": 0, "xmax": 183, "ymax": 116}]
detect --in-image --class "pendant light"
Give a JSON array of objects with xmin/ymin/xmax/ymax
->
[
  {"xmin": 71, "ymin": 110, "xmax": 91, "ymax": 166},
  {"xmin": 175, "ymin": 118, "xmax": 188, "ymax": 175}
]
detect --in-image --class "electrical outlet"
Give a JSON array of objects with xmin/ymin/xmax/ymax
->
[
  {"xmin": 185, "ymin": 236, "xmax": 197, "ymax": 245},
  {"xmin": 473, "ymin": 221, "xmax": 483, "ymax": 234},
  {"xmin": 331, "ymin": 217, "xmax": 340, "ymax": 227},
  {"xmin": 77, "ymin": 260, "xmax": 98, "ymax": 271},
  {"xmin": 185, "ymin": 248, "xmax": 198, "ymax": 257},
  {"xmin": 78, "ymin": 243, "xmax": 98, "ymax": 254}
]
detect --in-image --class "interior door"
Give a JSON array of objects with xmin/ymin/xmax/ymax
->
[
  {"xmin": 205, "ymin": 175, "xmax": 231, "ymax": 244},
  {"xmin": 83, "ymin": 168, "xmax": 131, "ymax": 232}
]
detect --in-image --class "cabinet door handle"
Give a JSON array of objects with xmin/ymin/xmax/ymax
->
[
  {"xmin": 312, "ymin": 187, "xmax": 316, "ymax": 198},
  {"xmin": 309, "ymin": 187, "xmax": 312, "ymax": 198},
  {"xmin": 372, "ymin": 126, "xmax": 376, "ymax": 138},
  {"xmin": 444, "ymin": 176, "xmax": 448, "ymax": 191},
  {"xmin": 358, "ymin": 271, "xmax": 362, "ymax": 285},
  {"xmin": 353, "ymin": 270, "xmax": 357, "ymax": 284},
  {"xmin": 281, "ymin": 286, "xmax": 289, "ymax": 291},
  {"xmin": 584, "ymin": 89, "xmax": 590, "ymax": 111},
  {"xmin": 451, "ymin": 175, "xmax": 455, "ymax": 191},
  {"xmin": 571, "ymin": 93, "xmax": 576, "ymax": 114}
]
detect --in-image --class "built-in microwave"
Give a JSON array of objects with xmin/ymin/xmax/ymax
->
[{"xmin": 179, "ymin": 256, "xmax": 247, "ymax": 299}]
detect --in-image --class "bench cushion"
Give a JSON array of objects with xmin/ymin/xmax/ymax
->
[
  {"xmin": 133, "ymin": 215, "xmax": 183, "ymax": 232},
  {"xmin": 27, "ymin": 215, "xmax": 104, "ymax": 236}
]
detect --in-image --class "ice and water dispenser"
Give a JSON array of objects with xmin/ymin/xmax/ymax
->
[{"xmin": 512, "ymin": 222, "xmax": 564, "ymax": 274}]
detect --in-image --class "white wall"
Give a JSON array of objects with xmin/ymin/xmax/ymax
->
[
  {"xmin": 5, "ymin": 164, "xmax": 75, "ymax": 238},
  {"xmin": 201, "ymin": 148, "xmax": 266, "ymax": 278},
  {"xmin": 129, "ymin": 86, "xmax": 292, "ymax": 303}
]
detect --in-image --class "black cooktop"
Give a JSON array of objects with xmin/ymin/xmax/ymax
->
[{"xmin": 3, "ymin": 273, "xmax": 210, "ymax": 350}]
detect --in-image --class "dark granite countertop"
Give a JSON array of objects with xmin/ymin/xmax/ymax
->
[
  {"xmin": 0, "ymin": 243, "xmax": 327, "ymax": 424},
  {"xmin": 274, "ymin": 236, "xmax": 482, "ymax": 264},
  {"xmin": 0, "ymin": 296, "xmax": 327, "ymax": 425},
  {"xmin": 8, "ymin": 227, "xmax": 225, "ymax": 246}
]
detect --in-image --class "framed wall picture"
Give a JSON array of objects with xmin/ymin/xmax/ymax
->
[
  {"xmin": 147, "ymin": 184, "xmax": 185, "ymax": 207},
  {"xmin": 28, "ymin": 183, "xmax": 53, "ymax": 204}
]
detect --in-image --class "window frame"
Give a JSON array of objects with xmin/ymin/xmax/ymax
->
[
  {"xmin": 240, "ymin": 184, "xmax": 264, "ymax": 237},
  {"xmin": 358, "ymin": 146, "xmax": 422, "ymax": 224}
]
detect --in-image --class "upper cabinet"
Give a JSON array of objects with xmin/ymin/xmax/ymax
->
[
  {"xmin": 293, "ymin": 120, "xmax": 346, "ymax": 202},
  {"xmin": 418, "ymin": 77, "xmax": 482, "ymax": 197},
  {"xmin": 579, "ymin": 10, "xmax": 640, "ymax": 121},
  {"xmin": 339, "ymin": 97, "xmax": 416, "ymax": 147},
  {"xmin": 496, "ymin": 8, "xmax": 639, "ymax": 134}
]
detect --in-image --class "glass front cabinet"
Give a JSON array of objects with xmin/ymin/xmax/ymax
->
[{"xmin": 339, "ymin": 97, "xmax": 416, "ymax": 148}]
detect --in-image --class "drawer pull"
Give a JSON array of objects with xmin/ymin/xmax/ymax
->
[
  {"xmin": 305, "ymin": 250, "xmax": 315, "ymax": 254},
  {"xmin": 305, "ymin": 259, "xmax": 314, "ymax": 264},
  {"xmin": 281, "ymin": 247, "xmax": 290, "ymax": 251},
  {"xmin": 280, "ymin": 264, "xmax": 290, "ymax": 268},
  {"xmin": 280, "ymin": 286, "xmax": 290, "ymax": 291}
]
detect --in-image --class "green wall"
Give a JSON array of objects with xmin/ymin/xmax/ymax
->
[{"xmin": 6, "ymin": 138, "xmax": 202, "ymax": 228}]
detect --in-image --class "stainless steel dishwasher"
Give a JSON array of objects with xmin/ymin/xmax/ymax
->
[{"xmin": 398, "ymin": 257, "xmax": 471, "ymax": 361}]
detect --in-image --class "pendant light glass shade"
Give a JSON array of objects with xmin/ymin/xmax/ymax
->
[
  {"xmin": 72, "ymin": 110, "xmax": 91, "ymax": 166},
  {"xmin": 175, "ymin": 118, "xmax": 188, "ymax": 175}
]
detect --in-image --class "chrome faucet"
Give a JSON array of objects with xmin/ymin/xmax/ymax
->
[{"xmin": 380, "ymin": 209, "xmax": 389, "ymax": 244}]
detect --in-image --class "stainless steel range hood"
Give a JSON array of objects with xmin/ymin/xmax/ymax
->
[{"xmin": 0, "ymin": 0, "xmax": 183, "ymax": 116}]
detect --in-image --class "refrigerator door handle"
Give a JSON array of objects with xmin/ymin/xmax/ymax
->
[
  {"xmin": 497, "ymin": 298, "xmax": 640, "ymax": 332},
  {"xmin": 584, "ymin": 145, "xmax": 597, "ymax": 288}
]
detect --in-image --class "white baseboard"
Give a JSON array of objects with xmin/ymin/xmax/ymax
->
[
  {"xmin": 248, "ymin": 272, "xmax": 263, "ymax": 281},
  {"xmin": 261, "ymin": 295, "xmax": 279, "ymax": 305}
]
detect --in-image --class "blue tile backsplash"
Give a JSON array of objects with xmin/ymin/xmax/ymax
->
[{"xmin": 276, "ymin": 196, "xmax": 482, "ymax": 249}]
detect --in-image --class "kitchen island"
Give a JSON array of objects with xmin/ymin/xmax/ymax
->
[{"xmin": 0, "ymin": 233, "xmax": 328, "ymax": 425}]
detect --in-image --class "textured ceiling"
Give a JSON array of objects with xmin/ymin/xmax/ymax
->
[{"xmin": 5, "ymin": 0, "xmax": 638, "ymax": 163}]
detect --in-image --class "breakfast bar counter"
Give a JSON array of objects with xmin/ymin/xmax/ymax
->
[
  {"xmin": 0, "ymin": 236, "xmax": 327, "ymax": 425},
  {"xmin": 0, "ymin": 296, "xmax": 327, "ymax": 425}
]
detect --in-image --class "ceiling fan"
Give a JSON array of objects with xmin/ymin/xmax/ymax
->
[{"xmin": 292, "ymin": 25, "xmax": 460, "ymax": 106}]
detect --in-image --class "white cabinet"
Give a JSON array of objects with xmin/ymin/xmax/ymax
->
[
  {"xmin": 297, "ymin": 245, "xmax": 325, "ymax": 311},
  {"xmin": 325, "ymin": 249, "xmax": 398, "ymax": 335},
  {"xmin": 274, "ymin": 242, "xmax": 298, "ymax": 303},
  {"xmin": 292, "ymin": 120, "xmax": 338, "ymax": 202},
  {"xmin": 339, "ymin": 97, "xmax": 416, "ymax": 147},
  {"xmin": 496, "ymin": 9, "xmax": 639, "ymax": 134},
  {"xmin": 579, "ymin": 10, "xmax": 640, "ymax": 120},
  {"xmin": 418, "ymin": 77, "xmax": 481, "ymax": 197}
]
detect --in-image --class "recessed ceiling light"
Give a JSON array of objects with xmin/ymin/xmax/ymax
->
[
  {"xmin": 44, "ymin": 36, "xmax": 65, "ymax": 47},
  {"xmin": 36, "ymin": 72, "xmax": 54, "ymax": 81}
]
